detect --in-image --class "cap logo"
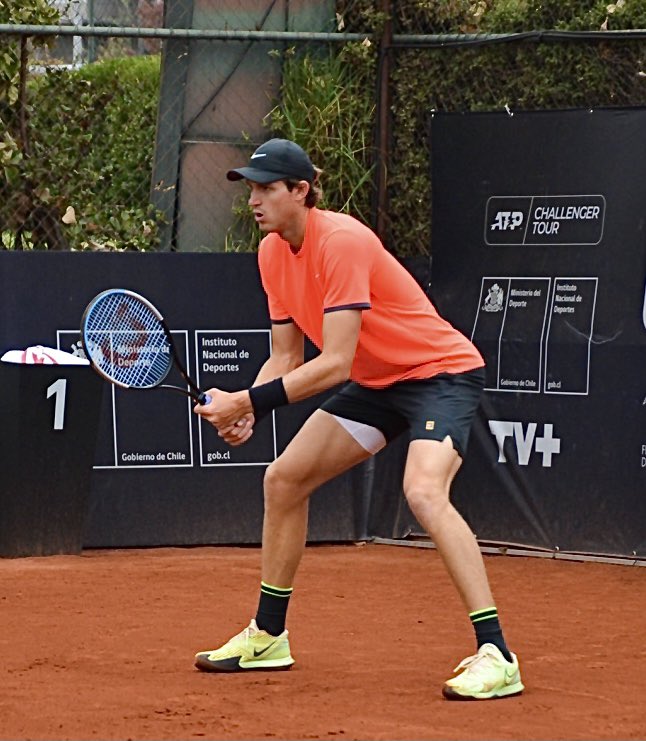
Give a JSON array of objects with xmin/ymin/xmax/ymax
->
[{"xmin": 250, "ymin": 153, "xmax": 267, "ymax": 159}]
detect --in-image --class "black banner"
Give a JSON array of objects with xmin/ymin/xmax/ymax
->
[
  {"xmin": 401, "ymin": 108, "xmax": 646, "ymax": 558},
  {"xmin": 0, "ymin": 364, "xmax": 102, "ymax": 556},
  {"xmin": 0, "ymin": 253, "xmax": 367, "ymax": 547}
]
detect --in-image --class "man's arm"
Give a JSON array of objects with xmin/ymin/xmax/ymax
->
[
  {"xmin": 281, "ymin": 309, "xmax": 360, "ymax": 401},
  {"xmin": 254, "ymin": 321, "xmax": 305, "ymax": 385},
  {"xmin": 196, "ymin": 309, "xmax": 362, "ymax": 429},
  {"xmin": 204, "ymin": 322, "xmax": 305, "ymax": 447}
]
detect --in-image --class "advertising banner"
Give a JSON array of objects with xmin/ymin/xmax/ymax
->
[
  {"xmin": 0, "ymin": 252, "xmax": 366, "ymax": 547},
  {"xmin": 406, "ymin": 108, "xmax": 646, "ymax": 558}
]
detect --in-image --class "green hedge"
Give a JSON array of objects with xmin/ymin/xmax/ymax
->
[
  {"xmin": 3, "ymin": 54, "xmax": 160, "ymax": 250},
  {"xmin": 5, "ymin": 0, "xmax": 646, "ymax": 256}
]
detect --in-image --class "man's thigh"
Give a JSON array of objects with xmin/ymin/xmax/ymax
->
[{"xmin": 273, "ymin": 409, "xmax": 373, "ymax": 492}]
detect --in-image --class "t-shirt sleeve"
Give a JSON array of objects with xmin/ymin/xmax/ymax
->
[{"xmin": 319, "ymin": 231, "xmax": 372, "ymax": 313}]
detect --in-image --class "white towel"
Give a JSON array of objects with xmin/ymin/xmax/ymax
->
[{"xmin": 1, "ymin": 345, "xmax": 89, "ymax": 365}]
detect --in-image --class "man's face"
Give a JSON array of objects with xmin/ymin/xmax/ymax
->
[{"xmin": 246, "ymin": 180, "xmax": 305, "ymax": 234}]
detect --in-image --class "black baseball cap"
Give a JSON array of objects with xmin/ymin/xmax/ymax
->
[{"xmin": 226, "ymin": 138, "xmax": 316, "ymax": 184}]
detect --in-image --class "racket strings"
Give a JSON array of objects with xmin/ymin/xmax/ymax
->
[{"xmin": 84, "ymin": 294, "xmax": 173, "ymax": 388}]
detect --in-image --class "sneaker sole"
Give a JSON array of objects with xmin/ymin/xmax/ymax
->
[
  {"xmin": 442, "ymin": 681, "xmax": 524, "ymax": 701},
  {"xmin": 195, "ymin": 655, "xmax": 295, "ymax": 673}
]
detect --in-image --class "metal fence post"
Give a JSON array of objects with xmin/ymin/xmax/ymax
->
[{"xmin": 374, "ymin": 0, "xmax": 393, "ymax": 248}]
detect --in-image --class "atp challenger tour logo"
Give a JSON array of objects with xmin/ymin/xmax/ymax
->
[
  {"xmin": 489, "ymin": 211, "xmax": 524, "ymax": 232},
  {"xmin": 485, "ymin": 195, "xmax": 605, "ymax": 246},
  {"xmin": 488, "ymin": 420, "xmax": 561, "ymax": 467}
]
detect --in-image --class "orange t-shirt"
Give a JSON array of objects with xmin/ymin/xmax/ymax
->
[{"xmin": 258, "ymin": 208, "xmax": 483, "ymax": 388}]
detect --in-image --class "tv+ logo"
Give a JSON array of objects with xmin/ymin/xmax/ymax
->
[{"xmin": 488, "ymin": 420, "xmax": 561, "ymax": 467}]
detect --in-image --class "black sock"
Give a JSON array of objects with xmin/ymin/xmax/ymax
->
[
  {"xmin": 469, "ymin": 607, "xmax": 513, "ymax": 662},
  {"xmin": 255, "ymin": 581, "xmax": 293, "ymax": 636}
]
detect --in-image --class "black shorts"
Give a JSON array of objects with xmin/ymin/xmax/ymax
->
[{"xmin": 320, "ymin": 367, "xmax": 485, "ymax": 458}]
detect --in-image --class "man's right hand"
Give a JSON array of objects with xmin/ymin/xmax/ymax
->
[{"xmin": 217, "ymin": 413, "xmax": 255, "ymax": 447}]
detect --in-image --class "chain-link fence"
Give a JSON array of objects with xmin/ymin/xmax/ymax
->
[
  {"xmin": 2, "ymin": 0, "xmax": 646, "ymax": 255},
  {"xmin": 34, "ymin": 1, "xmax": 163, "ymax": 64}
]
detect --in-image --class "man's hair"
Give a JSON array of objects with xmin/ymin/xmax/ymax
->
[{"xmin": 285, "ymin": 166, "xmax": 323, "ymax": 208}]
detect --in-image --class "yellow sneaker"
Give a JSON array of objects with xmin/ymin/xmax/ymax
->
[
  {"xmin": 442, "ymin": 643, "xmax": 524, "ymax": 700},
  {"xmin": 194, "ymin": 619, "xmax": 294, "ymax": 673}
]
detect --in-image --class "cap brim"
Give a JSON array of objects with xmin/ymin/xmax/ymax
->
[{"xmin": 226, "ymin": 167, "xmax": 289, "ymax": 184}]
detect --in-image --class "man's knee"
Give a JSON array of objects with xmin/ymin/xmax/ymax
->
[
  {"xmin": 263, "ymin": 458, "xmax": 308, "ymax": 507},
  {"xmin": 264, "ymin": 458, "xmax": 289, "ymax": 492},
  {"xmin": 404, "ymin": 481, "xmax": 452, "ymax": 525}
]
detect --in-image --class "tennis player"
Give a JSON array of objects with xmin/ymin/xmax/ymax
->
[{"xmin": 193, "ymin": 138, "xmax": 523, "ymax": 700}]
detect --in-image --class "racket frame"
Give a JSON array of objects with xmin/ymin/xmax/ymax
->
[{"xmin": 80, "ymin": 289, "xmax": 209, "ymax": 404}]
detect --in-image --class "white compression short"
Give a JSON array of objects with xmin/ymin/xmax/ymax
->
[{"xmin": 332, "ymin": 415, "xmax": 387, "ymax": 455}]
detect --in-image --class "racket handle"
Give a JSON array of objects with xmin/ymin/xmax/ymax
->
[{"xmin": 198, "ymin": 392, "xmax": 212, "ymax": 405}]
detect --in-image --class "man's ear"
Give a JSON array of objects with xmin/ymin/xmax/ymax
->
[{"xmin": 295, "ymin": 180, "xmax": 310, "ymax": 201}]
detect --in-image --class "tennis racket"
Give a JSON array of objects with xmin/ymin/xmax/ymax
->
[{"xmin": 80, "ymin": 288, "xmax": 211, "ymax": 405}]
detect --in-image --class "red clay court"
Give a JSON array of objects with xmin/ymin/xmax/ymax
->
[{"xmin": 0, "ymin": 543, "xmax": 643, "ymax": 740}]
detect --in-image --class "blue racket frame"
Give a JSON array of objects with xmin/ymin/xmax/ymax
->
[{"xmin": 80, "ymin": 289, "xmax": 210, "ymax": 404}]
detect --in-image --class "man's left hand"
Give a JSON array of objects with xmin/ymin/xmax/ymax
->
[{"xmin": 193, "ymin": 388, "xmax": 251, "ymax": 431}]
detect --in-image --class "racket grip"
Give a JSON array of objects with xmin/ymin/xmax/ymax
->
[{"xmin": 198, "ymin": 392, "xmax": 212, "ymax": 405}]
